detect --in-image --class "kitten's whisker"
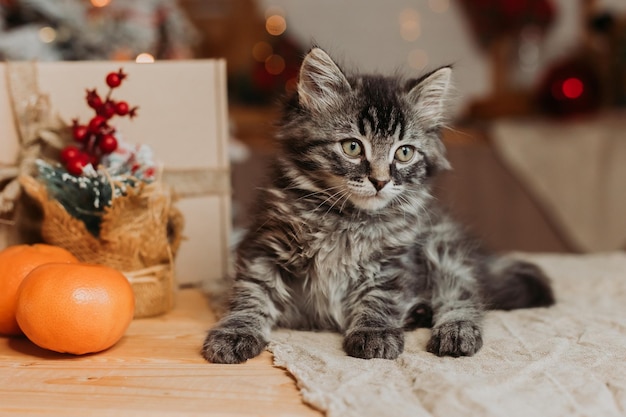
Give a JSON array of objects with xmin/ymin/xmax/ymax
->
[
  {"xmin": 338, "ymin": 190, "xmax": 352, "ymax": 213},
  {"xmin": 291, "ymin": 185, "xmax": 346, "ymax": 205},
  {"xmin": 329, "ymin": 189, "xmax": 352, "ymax": 216},
  {"xmin": 313, "ymin": 189, "xmax": 346, "ymax": 213},
  {"xmin": 322, "ymin": 188, "xmax": 350, "ymax": 217}
]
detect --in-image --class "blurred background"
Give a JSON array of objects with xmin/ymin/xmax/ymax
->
[{"xmin": 1, "ymin": 0, "xmax": 625, "ymax": 254}]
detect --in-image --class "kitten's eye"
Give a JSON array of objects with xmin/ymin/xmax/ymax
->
[
  {"xmin": 395, "ymin": 145, "xmax": 415, "ymax": 162},
  {"xmin": 341, "ymin": 139, "xmax": 363, "ymax": 158}
]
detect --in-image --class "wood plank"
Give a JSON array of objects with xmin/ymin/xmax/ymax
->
[{"xmin": 0, "ymin": 288, "xmax": 321, "ymax": 417}]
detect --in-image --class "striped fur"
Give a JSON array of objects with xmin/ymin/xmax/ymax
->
[{"xmin": 202, "ymin": 48, "xmax": 554, "ymax": 364}]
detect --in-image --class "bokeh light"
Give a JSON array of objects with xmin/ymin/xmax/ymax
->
[
  {"xmin": 399, "ymin": 8, "xmax": 421, "ymax": 42},
  {"xmin": 252, "ymin": 41, "xmax": 273, "ymax": 62},
  {"xmin": 90, "ymin": 0, "xmax": 112, "ymax": 7},
  {"xmin": 266, "ymin": 15, "xmax": 287, "ymax": 36},
  {"xmin": 265, "ymin": 54, "xmax": 286, "ymax": 75},
  {"xmin": 135, "ymin": 53, "xmax": 155, "ymax": 63},
  {"xmin": 562, "ymin": 77, "xmax": 584, "ymax": 99},
  {"xmin": 38, "ymin": 27, "xmax": 57, "ymax": 43}
]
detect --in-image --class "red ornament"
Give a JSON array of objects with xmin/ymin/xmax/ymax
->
[
  {"xmin": 536, "ymin": 56, "xmax": 601, "ymax": 117},
  {"xmin": 115, "ymin": 101, "xmax": 129, "ymax": 116},
  {"xmin": 561, "ymin": 77, "xmax": 584, "ymax": 99},
  {"xmin": 99, "ymin": 134, "xmax": 118, "ymax": 154}
]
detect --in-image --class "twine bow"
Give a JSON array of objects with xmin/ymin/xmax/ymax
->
[
  {"xmin": 1, "ymin": 62, "xmax": 67, "ymax": 216},
  {"xmin": 123, "ymin": 264, "xmax": 169, "ymax": 285}
]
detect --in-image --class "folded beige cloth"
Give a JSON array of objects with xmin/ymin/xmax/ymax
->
[
  {"xmin": 491, "ymin": 116, "xmax": 626, "ymax": 252},
  {"xmin": 269, "ymin": 253, "xmax": 626, "ymax": 417}
]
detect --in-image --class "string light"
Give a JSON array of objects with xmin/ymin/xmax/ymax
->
[{"xmin": 135, "ymin": 53, "xmax": 155, "ymax": 63}]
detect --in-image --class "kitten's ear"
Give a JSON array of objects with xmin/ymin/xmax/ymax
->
[
  {"xmin": 408, "ymin": 67, "xmax": 453, "ymax": 172},
  {"xmin": 297, "ymin": 48, "xmax": 351, "ymax": 112},
  {"xmin": 406, "ymin": 66, "xmax": 452, "ymax": 128}
]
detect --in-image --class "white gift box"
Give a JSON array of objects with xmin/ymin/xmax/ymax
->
[{"xmin": 0, "ymin": 60, "xmax": 231, "ymax": 288}]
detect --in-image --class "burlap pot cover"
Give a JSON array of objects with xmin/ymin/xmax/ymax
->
[{"xmin": 19, "ymin": 175, "xmax": 183, "ymax": 318}]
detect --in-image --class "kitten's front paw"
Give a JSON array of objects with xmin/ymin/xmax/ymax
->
[
  {"xmin": 427, "ymin": 320, "xmax": 482, "ymax": 357},
  {"xmin": 343, "ymin": 328, "xmax": 405, "ymax": 360},
  {"xmin": 202, "ymin": 327, "xmax": 267, "ymax": 364}
]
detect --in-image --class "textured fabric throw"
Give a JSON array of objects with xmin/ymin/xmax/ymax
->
[{"xmin": 268, "ymin": 253, "xmax": 626, "ymax": 417}]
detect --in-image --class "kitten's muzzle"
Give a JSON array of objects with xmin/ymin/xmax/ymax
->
[{"xmin": 369, "ymin": 177, "xmax": 390, "ymax": 192}]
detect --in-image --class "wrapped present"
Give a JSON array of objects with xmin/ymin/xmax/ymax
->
[{"xmin": 0, "ymin": 60, "xmax": 231, "ymax": 299}]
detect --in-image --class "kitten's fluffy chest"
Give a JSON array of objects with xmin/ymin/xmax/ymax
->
[
  {"xmin": 285, "ymin": 214, "xmax": 415, "ymax": 330},
  {"xmin": 291, "ymin": 223, "xmax": 377, "ymax": 330}
]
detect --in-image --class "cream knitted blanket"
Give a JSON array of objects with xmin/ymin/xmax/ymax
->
[{"xmin": 268, "ymin": 253, "xmax": 626, "ymax": 417}]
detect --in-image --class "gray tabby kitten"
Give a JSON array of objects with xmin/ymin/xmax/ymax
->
[{"xmin": 202, "ymin": 48, "xmax": 554, "ymax": 364}]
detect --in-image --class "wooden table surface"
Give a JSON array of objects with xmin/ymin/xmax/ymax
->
[{"xmin": 0, "ymin": 288, "xmax": 321, "ymax": 417}]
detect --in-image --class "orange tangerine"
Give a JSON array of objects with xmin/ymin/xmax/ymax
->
[
  {"xmin": 16, "ymin": 263, "xmax": 135, "ymax": 354},
  {"xmin": 0, "ymin": 244, "xmax": 79, "ymax": 335}
]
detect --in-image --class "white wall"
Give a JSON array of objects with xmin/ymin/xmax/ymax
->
[{"xmin": 257, "ymin": 0, "xmax": 626, "ymax": 114}]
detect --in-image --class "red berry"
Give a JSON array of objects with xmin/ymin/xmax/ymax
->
[
  {"xmin": 60, "ymin": 145, "xmax": 81, "ymax": 163},
  {"xmin": 65, "ymin": 153, "xmax": 89, "ymax": 176},
  {"xmin": 88, "ymin": 115, "xmax": 107, "ymax": 133},
  {"xmin": 99, "ymin": 100, "xmax": 117, "ymax": 119},
  {"xmin": 65, "ymin": 160, "xmax": 84, "ymax": 176},
  {"xmin": 105, "ymin": 69, "xmax": 127, "ymax": 88},
  {"xmin": 89, "ymin": 154, "xmax": 100, "ymax": 166},
  {"xmin": 77, "ymin": 152, "xmax": 91, "ymax": 165},
  {"xmin": 106, "ymin": 73, "xmax": 121, "ymax": 88},
  {"xmin": 115, "ymin": 101, "xmax": 129, "ymax": 116},
  {"xmin": 86, "ymin": 89, "xmax": 103, "ymax": 110},
  {"xmin": 72, "ymin": 124, "xmax": 89, "ymax": 142},
  {"xmin": 99, "ymin": 134, "xmax": 118, "ymax": 154}
]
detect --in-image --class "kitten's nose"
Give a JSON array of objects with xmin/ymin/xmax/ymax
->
[{"xmin": 369, "ymin": 177, "xmax": 389, "ymax": 192}]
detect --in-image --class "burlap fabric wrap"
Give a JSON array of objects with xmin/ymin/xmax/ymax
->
[
  {"xmin": 3, "ymin": 62, "xmax": 229, "ymax": 318},
  {"xmin": 1, "ymin": 63, "xmax": 66, "ymax": 214},
  {"xmin": 19, "ymin": 175, "xmax": 183, "ymax": 318}
]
